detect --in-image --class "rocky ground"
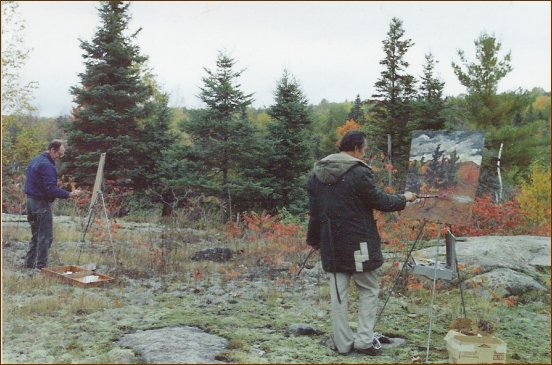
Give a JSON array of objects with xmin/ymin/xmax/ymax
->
[{"xmin": 1, "ymin": 214, "xmax": 551, "ymax": 364}]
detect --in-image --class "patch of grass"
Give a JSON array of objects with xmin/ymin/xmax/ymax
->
[
  {"xmin": 54, "ymin": 224, "xmax": 84, "ymax": 243},
  {"xmin": 2, "ymin": 223, "xmax": 31, "ymax": 243},
  {"xmin": 67, "ymin": 289, "xmax": 114, "ymax": 315},
  {"xmin": 5, "ymin": 283, "xmax": 114, "ymax": 318},
  {"xmin": 8, "ymin": 294, "xmax": 65, "ymax": 317},
  {"xmin": 3, "ymin": 272, "xmax": 57, "ymax": 294},
  {"xmin": 227, "ymin": 338, "xmax": 249, "ymax": 350}
]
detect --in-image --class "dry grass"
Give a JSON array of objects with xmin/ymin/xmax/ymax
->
[
  {"xmin": 3, "ymin": 273, "xmax": 114, "ymax": 318},
  {"xmin": 2, "ymin": 223, "xmax": 31, "ymax": 243},
  {"xmin": 2, "ymin": 271, "xmax": 57, "ymax": 294}
]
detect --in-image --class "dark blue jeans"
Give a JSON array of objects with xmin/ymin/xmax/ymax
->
[{"xmin": 25, "ymin": 197, "xmax": 53, "ymax": 269}]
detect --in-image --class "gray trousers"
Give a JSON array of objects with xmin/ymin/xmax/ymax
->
[
  {"xmin": 329, "ymin": 270, "xmax": 379, "ymax": 353},
  {"xmin": 25, "ymin": 197, "xmax": 53, "ymax": 269}
]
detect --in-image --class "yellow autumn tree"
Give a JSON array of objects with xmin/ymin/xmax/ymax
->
[
  {"xmin": 337, "ymin": 119, "xmax": 361, "ymax": 137},
  {"xmin": 2, "ymin": 117, "xmax": 53, "ymax": 175},
  {"xmin": 518, "ymin": 162, "xmax": 551, "ymax": 229},
  {"xmin": 532, "ymin": 95, "xmax": 550, "ymax": 113}
]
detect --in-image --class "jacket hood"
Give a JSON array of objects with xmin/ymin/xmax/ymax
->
[{"xmin": 313, "ymin": 152, "xmax": 370, "ymax": 184}]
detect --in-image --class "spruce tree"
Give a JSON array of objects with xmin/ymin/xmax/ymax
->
[
  {"xmin": 138, "ymin": 90, "xmax": 177, "ymax": 190},
  {"xmin": 348, "ymin": 94, "xmax": 365, "ymax": 123},
  {"xmin": 411, "ymin": 53, "xmax": 446, "ymax": 131},
  {"xmin": 262, "ymin": 70, "xmax": 314, "ymax": 213},
  {"xmin": 66, "ymin": 1, "xmax": 167, "ymax": 190},
  {"xmin": 371, "ymin": 17, "xmax": 417, "ymax": 182},
  {"xmin": 183, "ymin": 51, "xmax": 257, "ymax": 220}
]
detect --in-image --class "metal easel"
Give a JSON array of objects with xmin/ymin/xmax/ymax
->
[{"xmin": 374, "ymin": 220, "xmax": 467, "ymax": 362}]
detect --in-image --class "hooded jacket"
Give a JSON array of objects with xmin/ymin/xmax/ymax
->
[{"xmin": 306, "ymin": 152, "xmax": 406, "ymax": 273}]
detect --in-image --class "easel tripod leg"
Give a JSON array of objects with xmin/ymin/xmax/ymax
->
[
  {"xmin": 99, "ymin": 191, "xmax": 118, "ymax": 271},
  {"xmin": 374, "ymin": 219, "xmax": 427, "ymax": 329},
  {"xmin": 455, "ymin": 252, "xmax": 467, "ymax": 318},
  {"xmin": 426, "ymin": 223, "xmax": 444, "ymax": 362},
  {"xmin": 77, "ymin": 204, "xmax": 97, "ymax": 264}
]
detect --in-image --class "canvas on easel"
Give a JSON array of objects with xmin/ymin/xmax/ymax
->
[
  {"xmin": 90, "ymin": 152, "xmax": 106, "ymax": 212},
  {"xmin": 82, "ymin": 152, "xmax": 106, "ymax": 241},
  {"xmin": 401, "ymin": 131, "xmax": 485, "ymax": 226}
]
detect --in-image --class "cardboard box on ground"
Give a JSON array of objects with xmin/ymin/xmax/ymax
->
[{"xmin": 445, "ymin": 330, "xmax": 507, "ymax": 364}]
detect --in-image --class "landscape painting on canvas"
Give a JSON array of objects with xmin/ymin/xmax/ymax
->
[{"xmin": 401, "ymin": 131, "xmax": 485, "ymax": 226}]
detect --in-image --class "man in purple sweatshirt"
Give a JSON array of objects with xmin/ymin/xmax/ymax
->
[{"xmin": 23, "ymin": 139, "xmax": 82, "ymax": 269}]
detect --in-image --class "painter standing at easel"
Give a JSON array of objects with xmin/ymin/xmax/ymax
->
[
  {"xmin": 306, "ymin": 131, "xmax": 416, "ymax": 356},
  {"xmin": 23, "ymin": 139, "xmax": 82, "ymax": 270}
]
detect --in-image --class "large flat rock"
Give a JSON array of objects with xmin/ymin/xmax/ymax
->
[
  {"xmin": 465, "ymin": 267, "xmax": 547, "ymax": 297},
  {"xmin": 413, "ymin": 235, "xmax": 550, "ymax": 276},
  {"xmin": 117, "ymin": 326, "xmax": 228, "ymax": 364},
  {"xmin": 412, "ymin": 235, "xmax": 550, "ymax": 297}
]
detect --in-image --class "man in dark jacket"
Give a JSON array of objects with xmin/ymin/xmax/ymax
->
[
  {"xmin": 24, "ymin": 139, "xmax": 82, "ymax": 269},
  {"xmin": 307, "ymin": 131, "xmax": 416, "ymax": 356}
]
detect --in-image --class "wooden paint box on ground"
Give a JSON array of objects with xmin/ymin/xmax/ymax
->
[
  {"xmin": 445, "ymin": 330, "xmax": 507, "ymax": 364},
  {"xmin": 41, "ymin": 265, "xmax": 114, "ymax": 287}
]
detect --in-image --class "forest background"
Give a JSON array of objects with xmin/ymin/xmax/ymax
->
[{"xmin": 2, "ymin": 1, "xmax": 550, "ymax": 237}]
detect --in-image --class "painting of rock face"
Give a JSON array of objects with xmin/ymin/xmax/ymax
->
[{"xmin": 401, "ymin": 131, "xmax": 485, "ymax": 226}]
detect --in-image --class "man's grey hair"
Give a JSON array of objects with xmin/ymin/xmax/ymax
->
[{"xmin": 48, "ymin": 139, "xmax": 65, "ymax": 151}]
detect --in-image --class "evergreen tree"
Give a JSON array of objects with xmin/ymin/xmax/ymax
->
[
  {"xmin": 261, "ymin": 70, "xmax": 314, "ymax": 213},
  {"xmin": 411, "ymin": 53, "xmax": 446, "ymax": 131},
  {"xmin": 348, "ymin": 94, "xmax": 365, "ymax": 123},
  {"xmin": 451, "ymin": 32, "xmax": 513, "ymax": 127},
  {"xmin": 138, "ymin": 91, "xmax": 177, "ymax": 190},
  {"xmin": 183, "ymin": 51, "xmax": 258, "ymax": 220},
  {"xmin": 66, "ymin": 1, "xmax": 168, "ymax": 191},
  {"xmin": 452, "ymin": 32, "xmax": 512, "ymax": 97},
  {"xmin": 371, "ymin": 17, "xmax": 417, "ymax": 181}
]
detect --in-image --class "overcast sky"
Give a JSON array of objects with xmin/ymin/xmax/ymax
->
[{"xmin": 13, "ymin": 1, "xmax": 552, "ymax": 117}]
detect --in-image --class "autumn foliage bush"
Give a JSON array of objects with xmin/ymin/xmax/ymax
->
[
  {"xmin": 2, "ymin": 174, "xmax": 27, "ymax": 214},
  {"xmin": 452, "ymin": 164, "xmax": 550, "ymax": 237},
  {"xmin": 226, "ymin": 211, "xmax": 307, "ymax": 273},
  {"xmin": 376, "ymin": 161, "xmax": 550, "ymax": 239},
  {"xmin": 375, "ymin": 187, "xmax": 549, "ymax": 266},
  {"xmin": 517, "ymin": 163, "xmax": 551, "ymax": 235},
  {"xmin": 453, "ymin": 195, "xmax": 526, "ymax": 236},
  {"xmin": 337, "ymin": 119, "xmax": 362, "ymax": 136}
]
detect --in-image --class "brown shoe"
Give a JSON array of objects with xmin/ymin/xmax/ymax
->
[{"xmin": 354, "ymin": 346, "xmax": 381, "ymax": 356}]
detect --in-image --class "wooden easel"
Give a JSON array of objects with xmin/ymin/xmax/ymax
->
[{"xmin": 77, "ymin": 153, "xmax": 117, "ymax": 269}]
